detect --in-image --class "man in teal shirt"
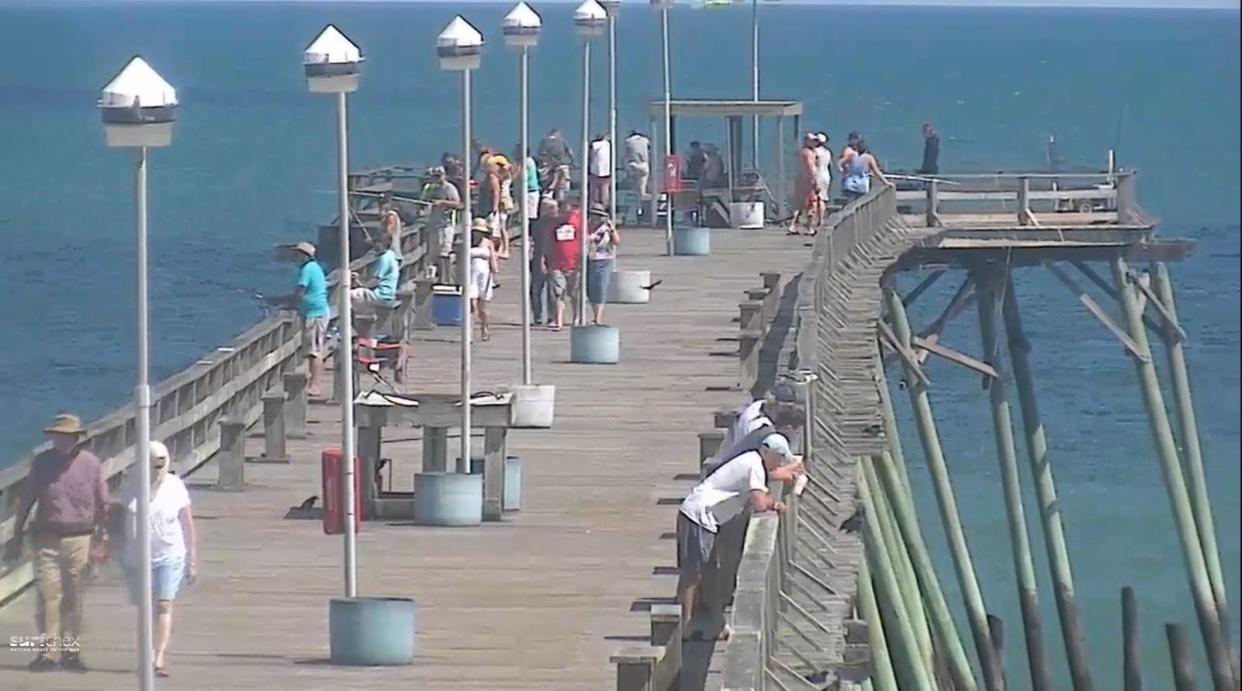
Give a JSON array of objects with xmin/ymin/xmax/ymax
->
[{"xmin": 266, "ymin": 241, "xmax": 329, "ymax": 397}]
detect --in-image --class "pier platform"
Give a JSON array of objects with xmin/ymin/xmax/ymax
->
[{"xmin": 0, "ymin": 226, "xmax": 811, "ymax": 690}]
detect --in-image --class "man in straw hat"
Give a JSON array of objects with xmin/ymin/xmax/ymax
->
[
  {"xmin": 265, "ymin": 241, "xmax": 330, "ymax": 397},
  {"xmin": 5, "ymin": 413, "xmax": 109, "ymax": 672}
]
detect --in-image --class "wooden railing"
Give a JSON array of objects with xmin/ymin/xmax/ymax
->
[
  {"xmin": 0, "ymin": 190, "xmax": 434, "ymax": 606},
  {"xmin": 893, "ymin": 170, "xmax": 1146, "ymax": 228}
]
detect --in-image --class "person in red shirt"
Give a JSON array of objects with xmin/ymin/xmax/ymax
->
[{"xmin": 543, "ymin": 203, "xmax": 582, "ymax": 331}]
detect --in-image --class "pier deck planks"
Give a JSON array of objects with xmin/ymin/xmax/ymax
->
[{"xmin": 0, "ymin": 226, "xmax": 812, "ymax": 691}]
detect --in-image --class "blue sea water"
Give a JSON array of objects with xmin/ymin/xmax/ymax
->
[{"xmin": 0, "ymin": 1, "xmax": 1237, "ymax": 687}]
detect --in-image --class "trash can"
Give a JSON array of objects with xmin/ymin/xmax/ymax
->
[{"xmin": 321, "ymin": 448, "xmax": 362, "ymax": 535}]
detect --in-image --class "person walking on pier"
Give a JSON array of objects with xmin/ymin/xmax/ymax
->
[
  {"xmin": 421, "ymin": 165, "xmax": 461, "ymax": 282},
  {"xmin": 788, "ymin": 133, "xmax": 819, "ymax": 235},
  {"xmin": 812, "ymin": 133, "xmax": 834, "ymax": 231},
  {"xmin": 538, "ymin": 129, "xmax": 574, "ymax": 205},
  {"xmin": 468, "ymin": 218, "xmax": 499, "ymax": 342},
  {"xmin": 265, "ymin": 242, "xmax": 329, "ymax": 397},
  {"xmin": 677, "ymin": 432, "xmax": 803, "ymax": 641},
  {"xmin": 839, "ymin": 137, "xmax": 892, "ymax": 202},
  {"xmin": 6, "ymin": 413, "xmax": 110, "ymax": 672},
  {"xmin": 585, "ymin": 204, "xmax": 619, "ymax": 326},
  {"xmin": 544, "ymin": 203, "xmax": 582, "ymax": 331},
  {"xmin": 529, "ymin": 197, "xmax": 560, "ymax": 326},
  {"xmin": 117, "ymin": 440, "xmax": 197, "ymax": 679}
]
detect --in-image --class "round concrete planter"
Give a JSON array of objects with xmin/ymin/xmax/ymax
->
[
  {"xmin": 570, "ymin": 325, "xmax": 620, "ymax": 364},
  {"xmin": 509, "ymin": 383, "xmax": 556, "ymax": 428},
  {"xmin": 413, "ymin": 472, "xmax": 482, "ymax": 526},
  {"xmin": 329, "ymin": 596, "xmax": 416, "ymax": 666},
  {"xmin": 607, "ymin": 270, "xmax": 651, "ymax": 304},
  {"xmin": 672, "ymin": 226, "xmax": 711, "ymax": 256}
]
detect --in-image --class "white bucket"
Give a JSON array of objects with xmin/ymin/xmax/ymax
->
[
  {"xmin": 729, "ymin": 201, "xmax": 765, "ymax": 229},
  {"xmin": 509, "ymin": 384, "xmax": 556, "ymax": 428}
]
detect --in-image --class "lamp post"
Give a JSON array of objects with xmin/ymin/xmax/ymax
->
[
  {"xmin": 651, "ymin": 0, "xmax": 673, "ymax": 255},
  {"xmin": 504, "ymin": 2, "xmax": 541, "ymax": 386},
  {"xmin": 574, "ymin": 0, "xmax": 606, "ymax": 325},
  {"xmin": 99, "ymin": 54, "xmax": 177, "ymax": 691},
  {"xmin": 750, "ymin": 0, "xmax": 760, "ymax": 170},
  {"xmin": 438, "ymin": 16, "xmax": 484, "ymax": 473},
  {"xmin": 600, "ymin": 0, "xmax": 621, "ymax": 228},
  {"xmin": 304, "ymin": 24, "xmax": 364, "ymax": 599}
]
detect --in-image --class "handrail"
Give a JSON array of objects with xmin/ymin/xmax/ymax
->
[{"xmin": 0, "ymin": 203, "xmax": 434, "ymax": 602}]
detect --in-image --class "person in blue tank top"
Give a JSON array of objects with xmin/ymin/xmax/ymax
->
[{"xmin": 838, "ymin": 137, "xmax": 891, "ymax": 203}]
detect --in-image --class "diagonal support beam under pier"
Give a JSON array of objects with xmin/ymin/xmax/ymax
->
[
  {"xmin": 1044, "ymin": 261, "xmax": 1149, "ymax": 362},
  {"xmin": 910, "ymin": 335, "xmax": 998, "ymax": 379}
]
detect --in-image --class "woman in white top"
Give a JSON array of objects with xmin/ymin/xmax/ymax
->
[
  {"xmin": 468, "ymin": 218, "xmax": 499, "ymax": 341},
  {"xmin": 118, "ymin": 440, "xmax": 196, "ymax": 678},
  {"xmin": 812, "ymin": 133, "xmax": 834, "ymax": 230}
]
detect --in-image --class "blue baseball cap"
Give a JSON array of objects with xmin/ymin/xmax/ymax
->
[{"xmin": 760, "ymin": 433, "xmax": 794, "ymax": 460}]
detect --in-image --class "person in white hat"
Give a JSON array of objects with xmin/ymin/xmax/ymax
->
[
  {"xmin": 116, "ymin": 441, "xmax": 197, "ymax": 678},
  {"xmin": 468, "ymin": 218, "xmax": 499, "ymax": 341},
  {"xmin": 264, "ymin": 242, "xmax": 329, "ymax": 397},
  {"xmin": 676, "ymin": 432, "xmax": 803, "ymax": 641}
]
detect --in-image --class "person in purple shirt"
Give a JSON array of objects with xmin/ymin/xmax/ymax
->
[{"xmin": 6, "ymin": 413, "xmax": 110, "ymax": 672}]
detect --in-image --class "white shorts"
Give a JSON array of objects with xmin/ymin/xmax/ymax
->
[
  {"xmin": 469, "ymin": 262, "xmax": 494, "ymax": 301},
  {"xmin": 525, "ymin": 191, "xmax": 540, "ymax": 220},
  {"xmin": 437, "ymin": 225, "xmax": 456, "ymax": 258}
]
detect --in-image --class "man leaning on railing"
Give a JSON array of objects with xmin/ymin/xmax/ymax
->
[{"xmin": 676, "ymin": 433, "xmax": 804, "ymax": 643}]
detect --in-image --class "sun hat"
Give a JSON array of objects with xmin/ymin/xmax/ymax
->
[
  {"xmin": 760, "ymin": 433, "xmax": 794, "ymax": 460},
  {"xmin": 817, "ymin": 132, "xmax": 829, "ymax": 144},
  {"xmin": 294, "ymin": 241, "xmax": 317, "ymax": 258},
  {"xmin": 492, "ymin": 154, "xmax": 511, "ymax": 168},
  {"xmin": 471, "ymin": 217, "xmax": 490, "ymax": 233},
  {"xmin": 427, "ymin": 165, "xmax": 446, "ymax": 176},
  {"xmin": 44, "ymin": 413, "xmax": 86, "ymax": 437},
  {"xmin": 146, "ymin": 440, "xmax": 171, "ymax": 464}
]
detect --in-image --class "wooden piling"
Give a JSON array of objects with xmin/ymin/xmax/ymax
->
[
  {"xmin": 282, "ymin": 371, "xmax": 308, "ymax": 439},
  {"xmin": 874, "ymin": 363, "xmax": 913, "ymax": 494},
  {"xmin": 859, "ymin": 459, "xmax": 936, "ymax": 691},
  {"xmin": 871, "ymin": 455, "xmax": 935, "ymax": 672},
  {"xmin": 988, "ymin": 615, "xmax": 1007, "ymax": 689},
  {"xmin": 1001, "ymin": 276, "xmax": 1095, "ymax": 691},
  {"xmin": 1166, "ymin": 623, "xmax": 1197, "ymax": 691},
  {"xmin": 1112, "ymin": 257, "xmax": 1233, "ymax": 689},
  {"xmin": 216, "ymin": 418, "xmax": 246, "ymax": 491},
  {"xmin": 866, "ymin": 452, "xmax": 977, "ymax": 691},
  {"xmin": 859, "ymin": 558, "xmax": 901, "ymax": 691},
  {"xmin": 1123, "ymin": 587, "xmax": 1143, "ymax": 691},
  {"xmin": 975, "ymin": 267, "xmax": 1052, "ymax": 691},
  {"xmin": 260, "ymin": 391, "xmax": 289, "ymax": 463},
  {"xmin": 1151, "ymin": 261, "xmax": 1231, "ymax": 638},
  {"xmin": 883, "ymin": 287, "xmax": 1004, "ymax": 691}
]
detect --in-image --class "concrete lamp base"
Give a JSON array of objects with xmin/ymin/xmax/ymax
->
[
  {"xmin": 607, "ymin": 270, "xmax": 652, "ymax": 304},
  {"xmin": 413, "ymin": 472, "xmax": 483, "ymax": 526},
  {"xmin": 672, "ymin": 226, "xmax": 711, "ymax": 256},
  {"xmin": 509, "ymin": 383, "xmax": 556, "ymax": 428},
  {"xmin": 328, "ymin": 596, "xmax": 416, "ymax": 666},
  {"xmin": 570, "ymin": 325, "xmax": 620, "ymax": 364}
]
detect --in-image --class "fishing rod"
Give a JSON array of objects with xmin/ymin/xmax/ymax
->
[{"xmin": 887, "ymin": 174, "xmax": 963, "ymax": 186}]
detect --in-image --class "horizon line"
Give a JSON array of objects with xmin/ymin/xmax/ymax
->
[{"xmin": 4, "ymin": 0, "xmax": 1239, "ymax": 9}]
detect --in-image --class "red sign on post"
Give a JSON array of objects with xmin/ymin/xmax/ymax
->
[{"xmin": 664, "ymin": 154, "xmax": 681, "ymax": 194}]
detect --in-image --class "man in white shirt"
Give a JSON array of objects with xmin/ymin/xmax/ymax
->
[
  {"xmin": 588, "ymin": 133, "xmax": 612, "ymax": 212},
  {"xmin": 623, "ymin": 130, "xmax": 651, "ymax": 201},
  {"xmin": 677, "ymin": 433, "xmax": 803, "ymax": 640},
  {"xmin": 714, "ymin": 382, "xmax": 800, "ymax": 465}
]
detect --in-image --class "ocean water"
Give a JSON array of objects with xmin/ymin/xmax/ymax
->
[{"xmin": 0, "ymin": 1, "xmax": 1237, "ymax": 687}]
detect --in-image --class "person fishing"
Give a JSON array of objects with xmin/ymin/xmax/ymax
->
[
  {"xmin": 839, "ymin": 137, "xmax": 892, "ymax": 202},
  {"xmin": 919, "ymin": 122, "xmax": 940, "ymax": 175},
  {"xmin": 420, "ymin": 165, "xmax": 461, "ymax": 282}
]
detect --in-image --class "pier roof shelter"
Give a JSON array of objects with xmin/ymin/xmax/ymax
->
[{"xmin": 646, "ymin": 98, "xmax": 804, "ymax": 221}]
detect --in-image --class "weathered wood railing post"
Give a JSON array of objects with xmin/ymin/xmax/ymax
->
[
  {"xmin": 1018, "ymin": 176, "xmax": 1032, "ymax": 226},
  {"xmin": 925, "ymin": 179, "xmax": 940, "ymax": 227},
  {"xmin": 282, "ymin": 371, "xmax": 308, "ymax": 439},
  {"xmin": 260, "ymin": 391, "xmax": 288, "ymax": 463},
  {"xmin": 747, "ymin": 287, "xmax": 774, "ymax": 325},
  {"xmin": 611, "ymin": 649, "xmax": 659, "ymax": 691},
  {"xmin": 413, "ymin": 276, "xmax": 436, "ymax": 331},
  {"xmin": 217, "ymin": 418, "xmax": 246, "ymax": 491},
  {"xmin": 738, "ymin": 300, "xmax": 763, "ymax": 333}
]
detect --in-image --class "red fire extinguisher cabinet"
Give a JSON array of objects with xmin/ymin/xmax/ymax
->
[{"xmin": 321, "ymin": 448, "xmax": 362, "ymax": 535}]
